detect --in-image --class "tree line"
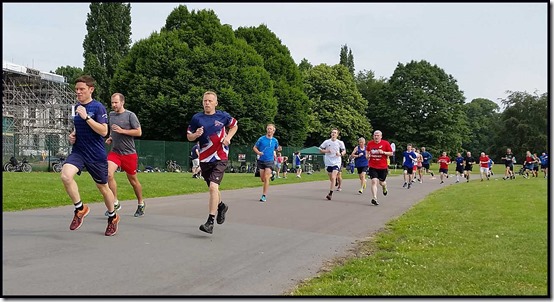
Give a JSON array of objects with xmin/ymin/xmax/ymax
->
[{"xmin": 53, "ymin": 3, "xmax": 548, "ymax": 162}]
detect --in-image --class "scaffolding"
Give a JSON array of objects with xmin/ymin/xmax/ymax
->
[{"xmin": 2, "ymin": 61, "xmax": 75, "ymax": 165}]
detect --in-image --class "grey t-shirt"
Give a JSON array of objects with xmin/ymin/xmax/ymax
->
[{"xmin": 109, "ymin": 110, "xmax": 141, "ymax": 155}]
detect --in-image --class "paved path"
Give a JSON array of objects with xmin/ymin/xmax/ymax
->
[{"xmin": 3, "ymin": 173, "xmax": 454, "ymax": 296}]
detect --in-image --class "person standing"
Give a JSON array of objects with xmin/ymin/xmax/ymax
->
[
  {"xmin": 105, "ymin": 92, "xmax": 145, "ymax": 218},
  {"xmin": 421, "ymin": 147, "xmax": 435, "ymax": 177},
  {"xmin": 463, "ymin": 151, "xmax": 476, "ymax": 182},
  {"xmin": 478, "ymin": 152, "xmax": 490, "ymax": 181},
  {"xmin": 191, "ymin": 141, "xmax": 201, "ymax": 179},
  {"xmin": 187, "ymin": 91, "xmax": 238, "ymax": 234},
  {"xmin": 276, "ymin": 152, "xmax": 284, "ymax": 178},
  {"xmin": 366, "ymin": 130, "xmax": 393, "ymax": 205},
  {"xmin": 253, "ymin": 123, "xmax": 279, "ymax": 202},
  {"xmin": 454, "ymin": 152, "xmax": 465, "ymax": 183},
  {"xmin": 437, "ymin": 151, "xmax": 451, "ymax": 184},
  {"xmin": 350, "ymin": 137, "xmax": 369, "ymax": 194},
  {"xmin": 402, "ymin": 144, "xmax": 417, "ymax": 189},
  {"xmin": 501, "ymin": 148, "xmax": 516, "ymax": 180},
  {"xmin": 61, "ymin": 75, "xmax": 119, "ymax": 236},
  {"xmin": 319, "ymin": 128, "xmax": 345, "ymax": 200},
  {"xmin": 294, "ymin": 151, "xmax": 307, "ymax": 178}
]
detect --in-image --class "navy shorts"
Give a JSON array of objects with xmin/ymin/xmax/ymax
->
[
  {"xmin": 65, "ymin": 152, "xmax": 108, "ymax": 184},
  {"xmin": 356, "ymin": 166, "xmax": 368, "ymax": 174},
  {"xmin": 439, "ymin": 168, "xmax": 448, "ymax": 174},
  {"xmin": 326, "ymin": 165, "xmax": 340, "ymax": 173}
]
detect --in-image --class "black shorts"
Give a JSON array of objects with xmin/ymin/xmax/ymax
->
[
  {"xmin": 541, "ymin": 164, "xmax": 549, "ymax": 169},
  {"xmin": 464, "ymin": 165, "xmax": 473, "ymax": 171},
  {"xmin": 422, "ymin": 163, "xmax": 430, "ymax": 170},
  {"xmin": 200, "ymin": 160, "xmax": 227, "ymax": 186},
  {"xmin": 367, "ymin": 167, "xmax": 388, "ymax": 181},
  {"xmin": 257, "ymin": 160, "xmax": 274, "ymax": 170},
  {"xmin": 439, "ymin": 168, "xmax": 448, "ymax": 174},
  {"xmin": 456, "ymin": 166, "xmax": 464, "ymax": 174},
  {"xmin": 402, "ymin": 165, "xmax": 414, "ymax": 174},
  {"xmin": 356, "ymin": 166, "xmax": 368, "ymax": 174}
]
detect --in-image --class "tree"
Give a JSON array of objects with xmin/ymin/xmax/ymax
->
[
  {"xmin": 494, "ymin": 91, "xmax": 548, "ymax": 159},
  {"xmin": 462, "ymin": 98, "xmax": 500, "ymax": 156},
  {"xmin": 52, "ymin": 66, "xmax": 84, "ymax": 85},
  {"xmin": 355, "ymin": 69, "xmax": 388, "ymax": 131},
  {"xmin": 380, "ymin": 60, "xmax": 468, "ymax": 156},
  {"xmin": 111, "ymin": 5, "xmax": 275, "ymax": 144},
  {"xmin": 339, "ymin": 44, "xmax": 355, "ymax": 76},
  {"xmin": 235, "ymin": 24, "xmax": 310, "ymax": 147},
  {"xmin": 303, "ymin": 64, "xmax": 372, "ymax": 150},
  {"xmin": 83, "ymin": 2, "xmax": 131, "ymax": 105}
]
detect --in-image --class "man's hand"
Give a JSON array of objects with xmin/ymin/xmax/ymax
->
[
  {"xmin": 105, "ymin": 137, "xmax": 112, "ymax": 145},
  {"xmin": 111, "ymin": 124, "xmax": 123, "ymax": 133},
  {"xmin": 75, "ymin": 105, "xmax": 87, "ymax": 120}
]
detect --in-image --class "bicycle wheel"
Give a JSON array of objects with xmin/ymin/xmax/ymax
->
[
  {"xmin": 22, "ymin": 163, "xmax": 32, "ymax": 173},
  {"xmin": 175, "ymin": 164, "xmax": 181, "ymax": 172},
  {"xmin": 6, "ymin": 163, "xmax": 15, "ymax": 172},
  {"xmin": 53, "ymin": 163, "xmax": 63, "ymax": 173}
]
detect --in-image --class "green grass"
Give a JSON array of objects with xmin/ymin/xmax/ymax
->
[
  {"xmin": 290, "ymin": 176, "xmax": 548, "ymax": 296},
  {"xmin": 2, "ymin": 170, "xmax": 364, "ymax": 211}
]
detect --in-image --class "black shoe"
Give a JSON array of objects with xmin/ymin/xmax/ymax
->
[
  {"xmin": 199, "ymin": 222, "xmax": 214, "ymax": 234},
  {"xmin": 371, "ymin": 199, "xmax": 379, "ymax": 206},
  {"xmin": 216, "ymin": 202, "xmax": 228, "ymax": 224},
  {"xmin": 134, "ymin": 203, "xmax": 145, "ymax": 217},
  {"xmin": 440, "ymin": 181, "xmax": 444, "ymax": 184},
  {"xmin": 382, "ymin": 187, "xmax": 388, "ymax": 196},
  {"xmin": 430, "ymin": 172, "xmax": 434, "ymax": 177},
  {"xmin": 326, "ymin": 194, "xmax": 332, "ymax": 200},
  {"xmin": 403, "ymin": 182, "xmax": 407, "ymax": 188},
  {"xmin": 407, "ymin": 183, "xmax": 411, "ymax": 189}
]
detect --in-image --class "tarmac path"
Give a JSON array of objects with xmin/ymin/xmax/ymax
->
[{"xmin": 3, "ymin": 173, "xmax": 455, "ymax": 296}]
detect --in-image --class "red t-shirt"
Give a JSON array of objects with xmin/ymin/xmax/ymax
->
[
  {"xmin": 479, "ymin": 156, "xmax": 490, "ymax": 168},
  {"xmin": 366, "ymin": 139, "xmax": 392, "ymax": 169},
  {"xmin": 438, "ymin": 156, "xmax": 450, "ymax": 169}
]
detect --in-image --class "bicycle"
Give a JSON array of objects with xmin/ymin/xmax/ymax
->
[
  {"xmin": 5, "ymin": 157, "xmax": 32, "ymax": 173},
  {"xmin": 166, "ymin": 160, "xmax": 182, "ymax": 172},
  {"xmin": 52, "ymin": 156, "xmax": 66, "ymax": 173}
]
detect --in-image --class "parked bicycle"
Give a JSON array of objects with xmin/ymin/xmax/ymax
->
[
  {"xmin": 166, "ymin": 160, "xmax": 182, "ymax": 172},
  {"xmin": 52, "ymin": 156, "xmax": 66, "ymax": 173},
  {"xmin": 4, "ymin": 157, "xmax": 32, "ymax": 173}
]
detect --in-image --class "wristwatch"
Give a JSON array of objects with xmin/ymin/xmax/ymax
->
[{"xmin": 85, "ymin": 115, "xmax": 91, "ymax": 121}]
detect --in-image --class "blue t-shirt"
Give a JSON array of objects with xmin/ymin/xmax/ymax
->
[
  {"xmin": 187, "ymin": 110, "xmax": 237, "ymax": 162},
  {"xmin": 540, "ymin": 155, "xmax": 548, "ymax": 165},
  {"xmin": 455, "ymin": 156, "xmax": 464, "ymax": 168},
  {"xmin": 72, "ymin": 100, "xmax": 108, "ymax": 162},
  {"xmin": 294, "ymin": 154, "xmax": 302, "ymax": 166},
  {"xmin": 421, "ymin": 151, "xmax": 432, "ymax": 164},
  {"xmin": 403, "ymin": 151, "xmax": 416, "ymax": 168},
  {"xmin": 354, "ymin": 145, "xmax": 368, "ymax": 168},
  {"xmin": 190, "ymin": 144, "xmax": 199, "ymax": 160},
  {"xmin": 255, "ymin": 136, "xmax": 278, "ymax": 162}
]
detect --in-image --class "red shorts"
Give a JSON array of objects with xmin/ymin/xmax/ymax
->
[{"xmin": 107, "ymin": 152, "xmax": 138, "ymax": 175}]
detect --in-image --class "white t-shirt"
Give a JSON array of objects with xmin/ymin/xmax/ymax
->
[{"xmin": 320, "ymin": 138, "xmax": 343, "ymax": 168}]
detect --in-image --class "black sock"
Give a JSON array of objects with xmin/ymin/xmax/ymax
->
[
  {"xmin": 329, "ymin": 190, "xmax": 333, "ymax": 195},
  {"xmin": 207, "ymin": 214, "xmax": 215, "ymax": 224},
  {"xmin": 74, "ymin": 201, "xmax": 83, "ymax": 211}
]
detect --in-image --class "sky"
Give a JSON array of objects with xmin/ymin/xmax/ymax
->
[{"xmin": 2, "ymin": 2, "xmax": 549, "ymax": 106}]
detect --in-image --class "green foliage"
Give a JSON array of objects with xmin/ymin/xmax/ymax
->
[
  {"xmin": 381, "ymin": 60, "xmax": 469, "ymax": 155},
  {"xmin": 235, "ymin": 24, "xmax": 310, "ymax": 146},
  {"xmin": 462, "ymin": 98, "xmax": 500, "ymax": 156},
  {"xmin": 339, "ymin": 44, "xmax": 355, "ymax": 75},
  {"xmin": 52, "ymin": 65, "xmax": 84, "ymax": 85},
  {"xmin": 83, "ymin": 2, "xmax": 132, "ymax": 105},
  {"xmin": 111, "ymin": 5, "xmax": 276, "ymax": 144},
  {"xmin": 303, "ymin": 64, "xmax": 372, "ymax": 150},
  {"xmin": 494, "ymin": 91, "xmax": 548, "ymax": 158}
]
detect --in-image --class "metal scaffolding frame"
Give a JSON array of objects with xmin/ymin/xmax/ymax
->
[{"xmin": 2, "ymin": 62, "xmax": 75, "ymax": 163}]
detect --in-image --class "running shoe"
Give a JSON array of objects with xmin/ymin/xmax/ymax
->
[
  {"xmin": 326, "ymin": 194, "xmax": 332, "ymax": 200},
  {"xmin": 358, "ymin": 189, "xmax": 363, "ymax": 194},
  {"xmin": 134, "ymin": 203, "xmax": 145, "ymax": 217},
  {"xmin": 382, "ymin": 186, "xmax": 388, "ymax": 196},
  {"xmin": 259, "ymin": 195, "xmax": 267, "ymax": 202},
  {"xmin": 216, "ymin": 202, "xmax": 228, "ymax": 224},
  {"xmin": 199, "ymin": 222, "xmax": 214, "ymax": 234},
  {"xmin": 105, "ymin": 214, "xmax": 120, "ymax": 236},
  {"xmin": 403, "ymin": 182, "xmax": 407, "ymax": 188},
  {"xmin": 70, "ymin": 204, "xmax": 90, "ymax": 231},
  {"xmin": 408, "ymin": 183, "xmax": 411, "ymax": 189},
  {"xmin": 371, "ymin": 199, "xmax": 379, "ymax": 206}
]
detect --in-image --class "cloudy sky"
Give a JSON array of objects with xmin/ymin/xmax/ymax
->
[{"xmin": 2, "ymin": 2, "xmax": 548, "ymax": 106}]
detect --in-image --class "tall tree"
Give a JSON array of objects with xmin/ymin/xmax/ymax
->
[
  {"xmin": 83, "ymin": 2, "xmax": 131, "ymax": 105},
  {"xmin": 303, "ymin": 64, "xmax": 372, "ymax": 150},
  {"xmin": 462, "ymin": 98, "xmax": 500, "ymax": 156},
  {"xmin": 355, "ymin": 69, "xmax": 388, "ymax": 131},
  {"xmin": 111, "ymin": 5, "xmax": 275, "ymax": 143},
  {"xmin": 380, "ymin": 60, "xmax": 468, "ymax": 156},
  {"xmin": 235, "ymin": 24, "xmax": 310, "ymax": 147},
  {"xmin": 494, "ymin": 91, "xmax": 548, "ymax": 159},
  {"xmin": 339, "ymin": 44, "xmax": 355, "ymax": 75},
  {"xmin": 52, "ymin": 66, "xmax": 84, "ymax": 85}
]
